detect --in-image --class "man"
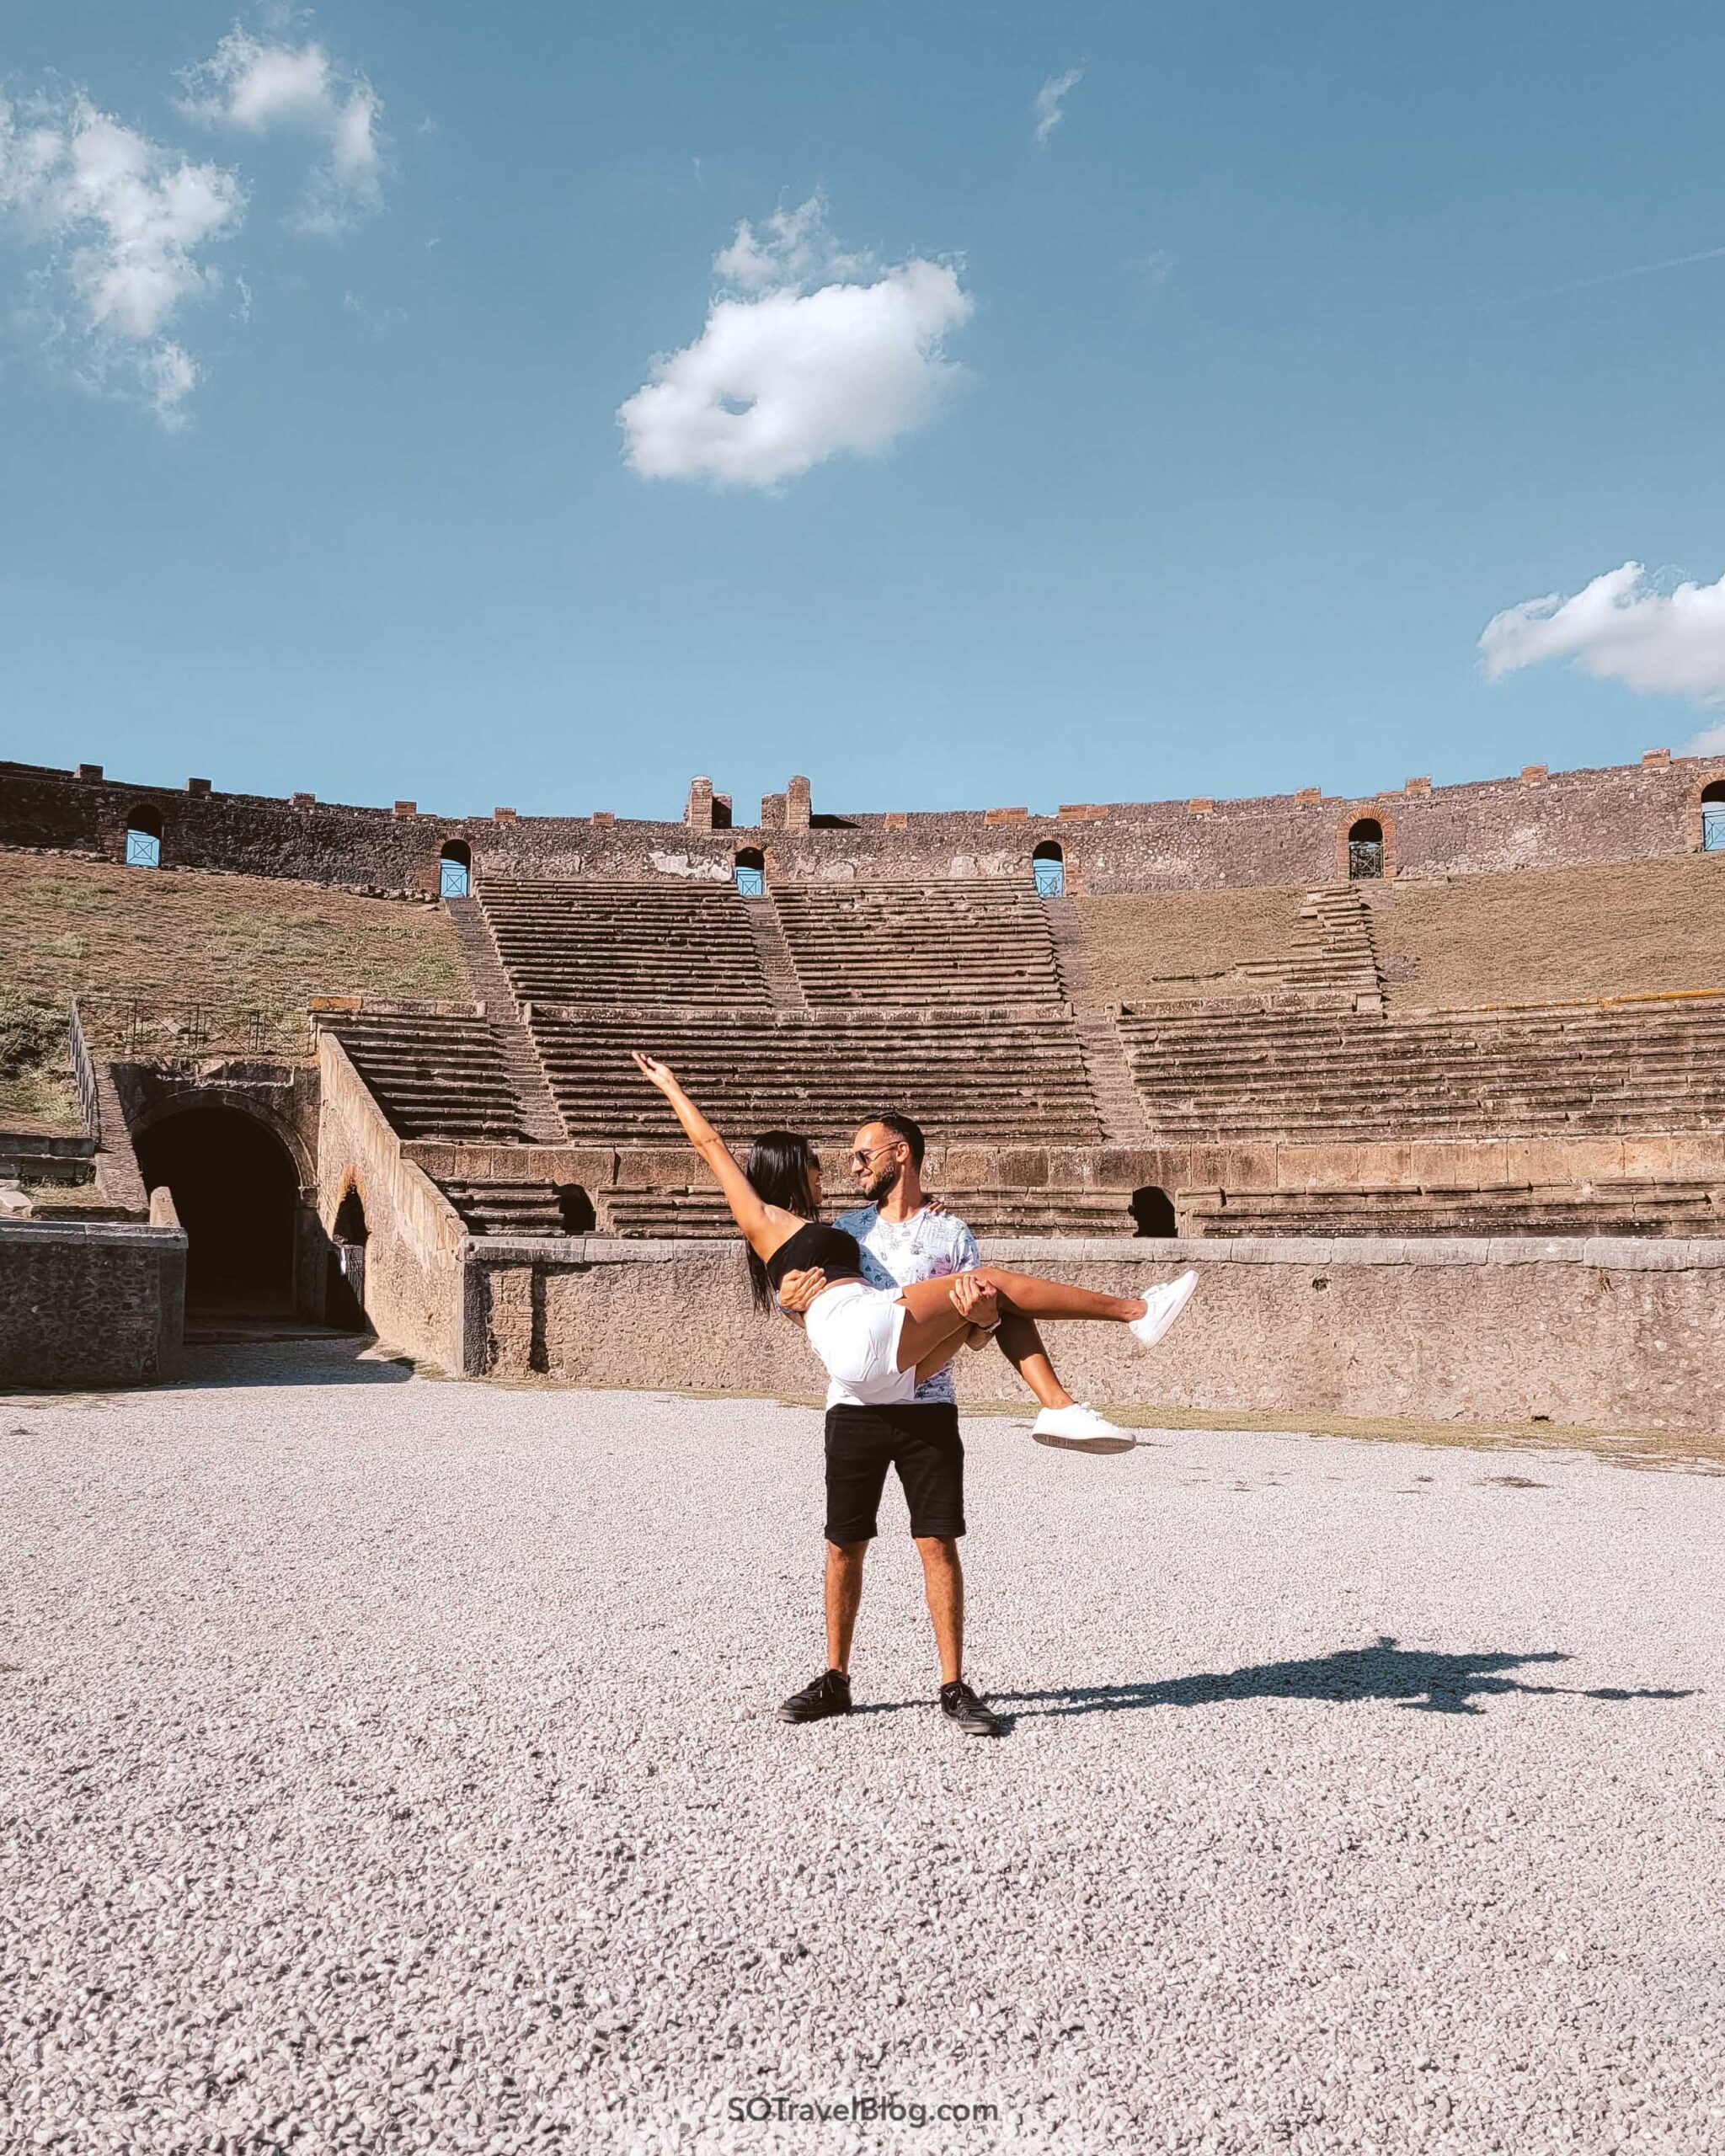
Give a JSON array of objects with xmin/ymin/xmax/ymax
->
[{"xmin": 773, "ymin": 1112, "xmax": 1130, "ymax": 1740}]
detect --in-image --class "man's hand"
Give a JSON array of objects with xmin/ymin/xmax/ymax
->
[
  {"xmin": 948, "ymin": 1273, "xmax": 1000, "ymax": 1332},
  {"xmin": 775, "ymin": 1266, "xmax": 827, "ymax": 1318}
]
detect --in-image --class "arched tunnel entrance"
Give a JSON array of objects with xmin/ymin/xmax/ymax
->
[{"xmin": 135, "ymin": 1106, "xmax": 300, "ymax": 1315}]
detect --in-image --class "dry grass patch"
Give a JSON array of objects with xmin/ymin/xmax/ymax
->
[
  {"xmin": 1370, "ymin": 854, "xmax": 1725, "ymax": 1007},
  {"xmin": 1075, "ymin": 886, "xmax": 1308, "ymax": 1003},
  {"xmin": 0, "ymin": 851, "xmax": 468, "ymax": 1038}
]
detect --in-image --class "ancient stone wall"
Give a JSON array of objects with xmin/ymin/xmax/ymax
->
[
  {"xmin": 7, "ymin": 750, "xmax": 1724, "ymax": 897},
  {"xmin": 314, "ymin": 1030, "xmax": 469, "ymax": 1371},
  {"xmin": 458, "ymin": 1234, "xmax": 1725, "ymax": 1432},
  {"xmin": 0, "ymin": 1217, "xmax": 185, "ymax": 1386}
]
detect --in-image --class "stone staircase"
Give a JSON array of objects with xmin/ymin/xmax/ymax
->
[
  {"xmin": 523, "ymin": 1005, "xmax": 1106, "ymax": 1146},
  {"xmin": 771, "ymin": 881, "xmax": 1064, "ymax": 1006},
  {"xmin": 479, "ymin": 879, "xmax": 771, "ymax": 1007},
  {"xmin": 441, "ymin": 1177, "xmax": 569, "ymax": 1235},
  {"xmin": 1069, "ymin": 1011, "xmax": 1151, "ymax": 1145},
  {"xmin": 1185, "ymin": 1178, "xmax": 1723, "ymax": 1238},
  {"xmin": 1233, "ymin": 884, "xmax": 1385, "ymax": 1010},
  {"xmin": 1115, "ymin": 994, "xmax": 1725, "ymax": 1143},
  {"xmin": 443, "ymin": 898, "xmax": 566, "ymax": 1141},
  {"xmin": 320, "ymin": 1011, "xmax": 536, "ymax": 1141},
  {"xmin": 741, "ymin": 893, "xmax": 807, "ymax": 1011}
]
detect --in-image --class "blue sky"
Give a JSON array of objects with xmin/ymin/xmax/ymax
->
[{"xmin": 5, "ymin": 2, "xmax": 1725, "ymax": 821}]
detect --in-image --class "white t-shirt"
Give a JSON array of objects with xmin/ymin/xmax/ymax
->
[{"xmin": 825, "ymin": 1204, "xmax": 980, "ymax": 1409}]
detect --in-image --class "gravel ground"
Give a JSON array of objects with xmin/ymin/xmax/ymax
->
[{"xmin": 2, "ymin": 1342, "xmax": 1720, "ymax": 2155}]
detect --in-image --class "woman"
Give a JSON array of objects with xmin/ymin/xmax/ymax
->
[{"xmin": 632, "ymin": 1052, "xmax": 1198, "ymax": 1404}]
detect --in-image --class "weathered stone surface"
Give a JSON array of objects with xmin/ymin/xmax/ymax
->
[
  {"xmin": 456, "ymin": 1235, "xmax": 1725, "ymax": 1432},
  {"xmin": 0, "ymin": 1218, "xmax": 184, "ymax": 1385}
]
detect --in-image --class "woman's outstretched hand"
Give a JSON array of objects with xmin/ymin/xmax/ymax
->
[{"xmin": 632, "ymin": 1050, "xmax": 680, "ymax": 1093}]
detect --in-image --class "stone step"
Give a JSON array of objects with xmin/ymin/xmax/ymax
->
[
  {"xmin": 1187, "ymin": 1179, "xmax": 1722, "ymax": 1238},
  {"xmin": 602, "ymin": 1187, "xmax": 1146, "ymax": 1239},
  {"xmin": 441, "ymin": 1178, "xmax": 569, "ymax": 1235}
]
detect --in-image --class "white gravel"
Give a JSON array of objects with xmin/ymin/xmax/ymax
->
[{"xmin": 2, "ymin": 1341, "xmax": 1720, "ymax": 2154}]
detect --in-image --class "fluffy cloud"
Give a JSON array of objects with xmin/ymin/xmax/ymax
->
[
  {"xmin": 618, "ymin": 196, "xmax": 972, "ymax": 488},
  {"xmin": 179, "ymin": 27, "xmax": 383, "ymax": 232},
  {"xmin": 1033, "ymin": 68, "xmax": 1082, "ymax": 145},
  {"xmin": 0, "ymin": 91, "xmax": 243, "ymax": 420},
  {"xmin": 1479, "ymin": 561, "xmax": 1725, "ymax": 706}
]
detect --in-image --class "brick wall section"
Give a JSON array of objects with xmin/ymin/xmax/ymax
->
[
  {"xmin": 8, "ymin": 753, "xmax": 1725, "ymax": 897},
  {"xmin": 0, "ymin": 1219, "xmax": 184, "ymax": 1385},
  {"xmin": 457, "ymin": 1235, "xmax": 1725, "ymax": 1432}
]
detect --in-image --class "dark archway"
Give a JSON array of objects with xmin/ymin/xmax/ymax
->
[
  {"xmin": 556, "ymin": 1183, "xmax": 597, "ymax": 1233},
  {"xmin": 1703, "ymin": 781, "xmax": 1725, "ymax": 853},
  {"xmin": 1131, "ymin": 1186, "xmax": 1178, "ymax": 1236},
  {"xmin": 326, "ymin": 1184, "xmax": 370, "ymax": 1331},
  {"xmin": 1347, "ymin": 817, "xmax": 1384, "ymax": 880},
  {"xmin": 135, "ymin": 1105, "xmax": 299, "ymax": 1314},
  {"xmin": 1032, "ymin": 840, "xmax": 1065, "ymax": 898},
  {"xmin": 440, "ymin": 840, "xmax": 472, "ymax": 898},
  {"xmin": 126, "ymin": 803, "xmax": 163, "ymax": 868},
  {"xmin": 734, "ymin": 846, "xmax": 766, "ymax": 898}
]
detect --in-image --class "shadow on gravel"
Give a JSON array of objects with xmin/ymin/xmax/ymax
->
[
  {"xmin": 991, "ymin": 1636, "xmax": 1698, "ymax": 1721},
  {"xmin": 173, "ymin": 1339, "xmax": 416, "ymax": 1390}
]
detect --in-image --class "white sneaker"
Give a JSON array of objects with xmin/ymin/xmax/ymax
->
[
  {"xmin": 1031, "ymin": 1402, "xmax": 1129, "ymax": 1441},
  {"xmin": 1129, "ymin": 1269, "xmax": 1198, "ymax": 1349}
]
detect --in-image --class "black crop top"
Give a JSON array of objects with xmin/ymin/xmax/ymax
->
[{"xmin": 765, "ymin": 1220, "xmax": 864, "ymax": 1290}]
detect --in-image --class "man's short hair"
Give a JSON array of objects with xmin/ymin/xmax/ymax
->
[{"xmin": 865, "ymin": 1110, "xmax": 925, "ymax": 1168}]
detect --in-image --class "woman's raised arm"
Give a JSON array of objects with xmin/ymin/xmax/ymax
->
[{"xmin": 630, "ymin": 1051, "xmax": 773, "ymax": 1251}]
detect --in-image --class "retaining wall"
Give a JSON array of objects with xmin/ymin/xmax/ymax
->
[
  {"xmin": 454, "ymin": 1235, "xmax": 1725, "ymax": 1433},
  {"xmin": 0, "ymin": 1215, "xmax": 185, "ymax": 1388}
]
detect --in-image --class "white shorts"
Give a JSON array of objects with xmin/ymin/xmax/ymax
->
[{"xmin": 804, "ymin": 1279, "xmax": 916, "ymax": 1406}]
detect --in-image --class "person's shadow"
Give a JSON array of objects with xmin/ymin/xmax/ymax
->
[{"xmin": 987, "ymin": 1636, "xmax": 1696, "ymax": 1721}]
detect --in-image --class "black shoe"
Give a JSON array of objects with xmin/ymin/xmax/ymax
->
[
  {"xmin": 938, "ymin": 1678, "xmax": 1004, "ymax": 1737},
  {"xmin": 777, "ymin": 1668, "xmax": 852, "ymax": 1724}
]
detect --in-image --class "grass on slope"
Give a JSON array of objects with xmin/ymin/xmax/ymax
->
[
  {"xmin": 0, "ymin": 851, "xmax": 470, "ymax": 1118},
  {"xmin": 1075, "ymin": 886, "xmax": 1306, "ymax": 1004},
  {"xmin": 1368, "ymin": 853, "xmax": 1725, "ymax": 1008},
  {"xmin": 0, "ymin": 991, "xmax": 80, "ymax": 1133},
  {"xmin": 1076, "ymin": 855, "xmax": 1725, "ymax": 1011}
]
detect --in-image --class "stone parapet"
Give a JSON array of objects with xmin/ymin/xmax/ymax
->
[{"xmin": 451, "ymin": 1233, "xmax": 1725, "ymax": 1431}]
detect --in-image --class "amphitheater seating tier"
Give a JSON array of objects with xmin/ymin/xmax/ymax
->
[
  {"xmin": 1185, "ymin": 1180, "xmax": 1722, "ymax": 1238},
  {"xmin": 526, "ymin": 1007, "xmax": 1104, "ymax": 1145},
  {"xmin": 479, "ymin": 879, "xmax": 770, "ymax": 1007},
  {"xmin": 322, "ymin": 1011, "xmax": 529, "ymax": 1142},
  {"xmin": 771, "ymin": 881, "xmax": 1064, "ymax": 1006},
  {"xmin": 601, "ymin": 1186, "xmax": 1141, "ymax": 1240},
  {"xmin": 1116, "ymin": 998, "xmax": 1725, "ymax": 1142}
]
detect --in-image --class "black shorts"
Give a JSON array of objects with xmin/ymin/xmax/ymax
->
[{"xmin": 825, "ymin": 1402, "xmax": 965, "ymax": 1545}]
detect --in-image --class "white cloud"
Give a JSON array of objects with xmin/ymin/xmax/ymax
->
[
  {"xmin": 0, "ymin": 90, "xmax": 244, "ymax": 421},
  {"xmin": 1033, "ymin": 68, "xmax": 1082, "ymax": 146},
  {"xmin": 1684, "ymin": 721, "xmax": 1725, "ymax": 755},
  {"xmin": 180, "ymin": 26, "xmax": 383, "ymax": 232},
  {"xmin": 1479, "ymin": 561, "xmax": 1725, "ymax": 706},
  {"xmin": 618, "ymin": 195, "xmax": 973, "ymax": 488}
]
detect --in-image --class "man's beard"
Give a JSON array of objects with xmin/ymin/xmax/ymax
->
[{"xmin": 862, "ymin": 1160, "xmax": 903, "ymax": 1206}]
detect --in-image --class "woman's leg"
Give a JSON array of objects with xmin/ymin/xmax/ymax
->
[{"xmin": 893, "ymin": 1267, "xmax": 1150, "ymax": 1374}]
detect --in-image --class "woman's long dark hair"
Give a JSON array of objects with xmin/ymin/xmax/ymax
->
[{"xmin": 744, "ymin": 1129, "xmax": 819, "ymax": 1312}]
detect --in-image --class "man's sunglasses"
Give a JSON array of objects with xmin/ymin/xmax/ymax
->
[{"xmin": 846, "ymin": 1141, "xmax": 903, "ymax": 1171}]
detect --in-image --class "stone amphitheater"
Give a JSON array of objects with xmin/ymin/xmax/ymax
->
[{"xmin": 3, "ymin": 750, "xmax": 1725, "ymax": 1427}]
